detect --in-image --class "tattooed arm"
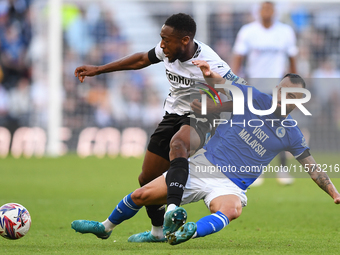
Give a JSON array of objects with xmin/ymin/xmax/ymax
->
[{"xmin": 298, "ymin": 155, "xmax": 340, "ymax": 204}]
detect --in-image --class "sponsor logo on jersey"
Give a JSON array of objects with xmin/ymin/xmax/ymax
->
[
  {"xmin": 253, "ymin": 47, "xmax": 284, "ymax": 54},
  {"xmin": 238, "ymin": 128, "xmax": 267, "ymax": 157},
  {"xmin": 166, "ymin": 69, "xmax": 195, "ymax": 86}
]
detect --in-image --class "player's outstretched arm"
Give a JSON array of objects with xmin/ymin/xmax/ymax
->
[
  {"xmin": 298, "ymin": 155, "xmax": 340, "ymax": 204},
  {"xmin": 191, "ymin": 60, "xmax": 232, "ymax": 115},
  {"xmin": 74, "ymin": 52, "xmax": 152, "ymax": 83}
]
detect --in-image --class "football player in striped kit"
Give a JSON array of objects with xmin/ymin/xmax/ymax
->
[{"xmin": 74, "ymin": 13, "xmax": 242, "ymax": 242}]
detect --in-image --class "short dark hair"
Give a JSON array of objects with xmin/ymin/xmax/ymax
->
[
  {"xmin": 282, "ymin": 73, "xmax": 306, "ymax": 88},
  {"xmin": 165, "ymin": 13, "xmax": 196, "ymax": 39},
  {"xmin": 263, "ymin": 1, "xmax": 274, "ymax": 5}
]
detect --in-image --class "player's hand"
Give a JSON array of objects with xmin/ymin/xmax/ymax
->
[
  {"xmin": 74, "ymin": 65, "xmax": 99, "ymax": 83},
  {"xmin": 192, "ymin": 60, "xmax": 211, "ymax": 77},
  {"xmin": 334, "ymin": 195, "xmax": 340, "ymax": 204},
  {"xmin": 191, "ymin": 98, "xmax": 203, "ymax": 115},
  {"xmin": 191, "ymin": 91, "xmax": 220, "ymax": 115}
]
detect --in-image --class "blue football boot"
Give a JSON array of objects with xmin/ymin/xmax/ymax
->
[
  {"xmin": 163, "ymin": 206, "xmax": 187, "ymax": 237},
  {"xmin": 71, "ymin": 220, "xmax": 112, "ymax": 239},
  {"xmin": 128, "ymin": 231, "xmax": 166, "ymax": 242},
  {"xmin": 167, "ymin": 222, "xmax": 197, "ymax": 245}
]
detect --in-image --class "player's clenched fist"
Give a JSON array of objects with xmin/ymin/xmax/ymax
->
[
  {"xmin": 334, "ymin": 196, "xmax": 340, "ymax": 204},
  {"xmin": 74, "ymin": 65, "xmax": 99, "ymax": 83}
]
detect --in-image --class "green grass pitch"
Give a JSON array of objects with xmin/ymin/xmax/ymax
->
[{"xmin": 1, "ymin": 153, "xmax": 340, "ymax": 254}]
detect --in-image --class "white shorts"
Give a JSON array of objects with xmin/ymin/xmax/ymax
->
[{"xmin": 163, "ymin": 149, "xmax": 247, "ymax": 209}]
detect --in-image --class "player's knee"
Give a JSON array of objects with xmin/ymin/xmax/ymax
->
[
  {"xmin": 210, "ymin": 198, "xmax": 243, "ymax": 221},
  {"xmin": 170, "ymin": 138, "xmax": 186, "ymax": 151},
  {"xmin": 131, "ymin": 187, "xmax": 148, "ymax": 206},
  {"xmin": 218, "ymin": 206, "xmax": 242, "ymax": 221},
  {"xmin": 138, "ymin": 173, "xmax": 148, "ymax": 187},
  {"xmin": 169, "ymin": 139, "xmax": 188, "ymax": 158},
  {"xmin": 138, "ymin": 170, "xmax": 158, "ymax": 187}
]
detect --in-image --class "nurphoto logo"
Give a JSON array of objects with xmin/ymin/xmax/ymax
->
[
  {"xmin": 201, "ymin": 83, "xmax": 311, "ymax": 116},
  {"xmin": 200, "ymin": 83, "xmax": 312, "ymax": 128}
]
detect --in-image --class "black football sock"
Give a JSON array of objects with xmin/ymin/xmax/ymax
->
[
  {"xmin": 145, "ymin": 204, "xmax": 165, "ymax": 227},
  {"xmin": 279, "ymin": 151, "xmax": 287, "ymax": 167},
  {"xmin": 166, "ymin": 157, "xmax": 189, "ymax": 207}
]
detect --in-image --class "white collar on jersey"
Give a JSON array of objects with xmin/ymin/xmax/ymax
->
[{"xmin": 192, "ymin": 39, "xmax": 202, "ymax": 59}]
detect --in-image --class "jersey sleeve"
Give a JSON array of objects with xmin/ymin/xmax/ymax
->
[
  {"xmin": 286, "ymin": 26, "xmax": 298, "ymax": 57},
  {"xmin": 153, "ymin": 41, "xmax": 165, "ymax": 61},
  {"xmin": 233, "ymin": 26, "xmax": 249, "ymax": 55},
  {"xmin": 287, "ymin": 129, "xmax": 310, "ymax": 158},
  {"xmin": 207, "ymin": 66, "xmax": 247, "ymax": 99},
  {"xmin": 209, "ymin": 60, "xmax": 231, "ymax": 78},
  {"xmin": 148, "ymin": 48, "xmax": 161, "ymax": 64}
]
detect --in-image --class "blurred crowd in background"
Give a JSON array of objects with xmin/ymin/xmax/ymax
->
[
  {"xmin": 0, "ymin": 0, "xmax": 339, "ymax": 153},
  {"xmin": 0, "ymin": 0, "xmax": 32, "ymax": 133}
]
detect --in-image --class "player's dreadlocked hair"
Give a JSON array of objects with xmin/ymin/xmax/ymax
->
[
  {"xmin": 165, "ymin": 13, "xmax": 196, "ymax": 39},
  {"xmin": 283, "ymin": 73, "xmax": 306, "ymax": 88}
]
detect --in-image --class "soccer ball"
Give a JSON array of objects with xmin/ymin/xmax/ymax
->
[{"xmin": 0, "ymin": 203, "xmax": 31, "ymax": 240}]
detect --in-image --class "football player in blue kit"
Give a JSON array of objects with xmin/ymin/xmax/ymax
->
[{"xmin": 72, "ymin": 60, "xmax": 340, "ymax": 245}]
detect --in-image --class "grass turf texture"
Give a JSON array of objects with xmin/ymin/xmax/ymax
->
[{"xmin": 0, "ymin": 154, "xmax": 339, "ymax": 254}]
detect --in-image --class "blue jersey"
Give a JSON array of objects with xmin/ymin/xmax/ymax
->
[{"xmin": 204, "ymin": 82, "xmax": 309, "ymax": 190}]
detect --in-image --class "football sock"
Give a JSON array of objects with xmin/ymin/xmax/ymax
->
[
  {"xmin": 166, "ymin": 157, "xmax": 189, "ymax": 207},
  {"xmin": 279, "ymin": 151, "xmax": 287, "ymax": 167},
  {"xmin": 151, "ymin": 225, "xmax": 164, "ymax": 239},
  {"xmin": 108, "ymin": 193, "xmax": 142, "ymax": 225},
  {"xmin": 145, "ymin": 204, "xmax": 165, "ymax": 227},
  {"xmin": 195, "ymin": 211, "xmax": 229, "ymax": 238},
  {"xmin": 102, "ymin": 218, "xmax": 116, "ymax": 232},
  {"xmin": 166, "ymin": 203, "xmax": 177, "ymax": 213}
]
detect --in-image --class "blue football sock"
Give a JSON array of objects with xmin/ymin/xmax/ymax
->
[
  {"xmin": 108, "ymin": 193, "xmax": 142, "ymax": 225},
  {"xmin": 196, "ymin": 211, "xmax": 229, "ymax": 238}
]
